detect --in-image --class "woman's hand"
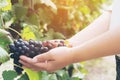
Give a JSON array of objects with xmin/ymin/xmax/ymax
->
[{"xmin": 19, "ymin": 47, "xmax": 73, "ymax": 73}]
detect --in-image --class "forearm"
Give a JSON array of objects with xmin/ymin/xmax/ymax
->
[
  {"xmin": 69, "ymin": 11, "xmax": 111, "ymax": 47},
  {"xmin": 70, "ymin": 28, "xmax": 120, "ymax": 63}
]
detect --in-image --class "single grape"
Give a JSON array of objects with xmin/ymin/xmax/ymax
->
[
  {"xmin": 20, "ymin": 42, "xmax": 25, "ymax": 46},
  {"xmin": 18, "ymin": 38, "xmax": 23, "ymax": 42},
  {"xmin": 9, "ymin": 44, "xmax": 16, "ymax": 53},
  {"xmin": 29, "ymin": 39, "xmax": 35, "ymax": 45},
  {"xmin": 29, "ymin": 44, "xmax": 35, "ymax": 50},
  {"xmin": 15, "ymin": 41, "xmax": 21, "ymax": 47},
  {"xmin": 14, "ymin": 60, "xmax": 22, "ymax": 66},
  {"xmin": 29, "ymin": 51, "xmax": 36, "ymax": 58},
  {"xmin": 18, "ymin": 47, "xmax": 22, "ymax": 52},
  {"xmin": 24, "ymin": 41, "xmax": 29, "ymax": 47},
  {"xmin": 40, "ymin": 47, "xmax": 49, "ymax": 53},
  {"xmin": 10, "ymin": 54, "xmax": 15, "ymax": 58},
  {"xmin": 20, "ymin": 50, "xmax": 25, "ymax": 55},
  {"xmin": 34, "ymin": 47, "xmax": 40, "ymax": 52}
]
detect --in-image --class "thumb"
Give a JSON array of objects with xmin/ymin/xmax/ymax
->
[{"xmin": 33, "ymin": 52, "xmax": 54, "ymax": 63}]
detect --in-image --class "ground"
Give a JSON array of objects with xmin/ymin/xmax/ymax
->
[{"xmin": 84, "ymin": 56, "xmax": 116, "ymax": 80}]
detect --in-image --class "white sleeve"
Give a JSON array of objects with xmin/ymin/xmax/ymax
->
[
  {"xmin": 109, "ymin": 0, "xmax": 120, "ymax": 56},
  {"xmin": 110, "ymin": 0, "xmax": 120, "ymax": 29},
  {"xmin": 107, "ymin": 5, "xmax": 112, "ymax": 11}
]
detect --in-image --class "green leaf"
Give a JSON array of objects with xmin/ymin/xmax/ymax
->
[
  {"xmin": 70, "ymin": 77, "xmax": 80, "ymax": 80},
  {"xmin": 24, "ymin": 68, "xmax": 42, "ymax": 80},
  {"xmin": 18, "ymin": 73, "xmax": 29, "ymax": 80},
  {"xmin": 26, "ymin": 13, "xmax": 40, "ymax": 26},
  {"xmin": 1, "ymin": 11, "xmax": 13, "ymax": 23},
  {"xmin": 0, "ymin": 47, "xmax": 9, "ymax": 63},
  {"xmin": 55, "ymin": 70, "xmax": 70, "ymax": 80},
  {"xmin": 41, "ymin": 71, "xmax": 49, "ymax": 80},
  {"xmin": 37, "ymin": 8, "xmax": 52, "ymax": 24},
  {"xmin": 48, "ymin": 74, "xmax": 57, "ymax": 80},
  {"xmin": 0, "ymin": 29, "xmax": 13, "ymax": 51},
  {"xmin": 2, "ymin": 70, "xmax": 18, "ymax": 80},
  {"xmin": 13, "ymin": 4, "xmax": 27, "ymax": 20}
]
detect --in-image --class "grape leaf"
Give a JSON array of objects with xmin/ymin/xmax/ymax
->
[
  {"xmin": 24, "ymin": 68, "xmax": 42, "ymax": 80},
  {"xmin": 0, "ymin": 47, "xmax": 9, "ymax": 63},
  {"xmin": 13, "ymin": 4, "xmax": 27, "ymax": 20},
  {"xmin": 26, "ymin": 12, "xmax": 40, "ymax": 26},
  {"xmin": 56, "ymin": 70, "xmax": 70, "ymax": 80},
  {"xmin": 0, "ymin": 29, "xmax": 13, "ymax": 51},
  {"xmin": 48, "ymin": 74, "xmax": 57, "ymax": 80},
  {"xmin": 18, "ymin": 73, "xmax": 29, "ymax": 80},
  {"xmin": 2, "ymin": 70, "xmax": 18, "ymax": 80}
]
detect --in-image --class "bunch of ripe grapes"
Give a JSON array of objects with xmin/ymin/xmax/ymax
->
[{"xmin": 9, "ymin": 39, "xmax": 65, "ymax": 74}]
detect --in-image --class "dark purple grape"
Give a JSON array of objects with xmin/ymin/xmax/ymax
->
[
  {"xmin": 22, "ymin": 45, "xmax": 27, "ymax": 50},
  {"xmin": 14, "ymin": 60, "xmax": 22, "ymax": 66},
  {"xmin": 25, "ymin": 47, "xmax": 30, "ymax": 52},
  {"xmin": 20, "ymin": 42, "xmax": 25, "ymax": 46},
  {"xmin": 29, "ymin": 44, "xmax": 35, "ymax": 50},
  {"xmin": 18, "ymin": 47, "xmax": 22, "ymax": 51},
  {"xmin": 34, "ymin": 47, "xmax": 40, "ymax": 52},
  {"xmin": 24, "ymin": 41, "xmax": 29, "ymax": 47},
  {"xmin": 15, "ymin": 52, "xmax": 20, "ymax": 56},
  {"xmin": 9, "ymin": 44, "xmax": 15, "ymax": 49},
  {"xmin": 14, "ymin": 66, "xmax": 23, "ymax": 74},
  {"xmin": 18, "ymin": 39, "xmax": 23, "ymax": 42},
  {"xmin": 29, "ymin": 39, "xmax": 35, "ymax": 45},
  {"xmin": 25, "ymin": 53, "xmax": 30, "ymax": 57},
  {"xmin": 20, "ymin": 50, "xmax": 25, "ymax": 55},
  {"xmin": 14, "ymin": 41, "xmax": 21, "ymax": 47},
  {"xmin": 34, "ymin": 41, "xmax": 42, "ymax": 47},
  {"xmin": 10, "ymin": 54, "xmax": 15, "ymax": 58},
  {"xmin": 29, "ymin": 51, "xmax": 36, "ymax": 58},
  {"xmin": 40, "ymin": 47, "xmax": 49, "ymax": 53},
  {"xmin": 9, "ymin": 44, "xmax": 16, "ymax": 52}
]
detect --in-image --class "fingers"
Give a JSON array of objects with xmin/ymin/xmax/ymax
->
[
  {"xmin": 19, "ymin": 58, "xmax": 45, "ymax": 71},
  {"xmin": 19, "ymin": 58, "xmax": 54, "ymax": 72},
  {"xmin": 20, "ymin": 55, "xmax": 36, "ymax": 63},
  {"xmin": 33, "ymin": 52, "xmax": 54, "ymax": 62},
  {"xmin": 19, "ymin": 54, "xmax": 53, "ymax": 71},
  {"xmin": 19, "ymin": 52, "xmax": 55, "ymax": 72}
]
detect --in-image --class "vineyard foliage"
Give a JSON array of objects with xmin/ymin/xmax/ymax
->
[{"xmin": 0, "ymin": 0, "xmax": 112, "ymax": 80}]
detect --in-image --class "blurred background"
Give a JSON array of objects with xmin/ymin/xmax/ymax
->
[{"xmin": 0, "ymin": 0, "xmax": 116, "ymax": 80}]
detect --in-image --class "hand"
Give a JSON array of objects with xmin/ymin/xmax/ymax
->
[{"xmin": 19, "ymin": 47, "xmax": 74, "ymax": 73}]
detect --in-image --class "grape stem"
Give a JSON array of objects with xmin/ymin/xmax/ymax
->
[
  {"xmin": 8, "ymin": 27, "xmax": 22, "ymax": 37},
  {"xmin": 0, "ymin": 15, "xmax": 5, "ymax": 28},
  {"xmin": 8, "ymin": 60, "xmax": 23, "ymax": 69}
]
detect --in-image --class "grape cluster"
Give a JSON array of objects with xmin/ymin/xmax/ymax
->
[{"xmin": 9, "ymin": 39, "xmax": 65, "ymax": 74}]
